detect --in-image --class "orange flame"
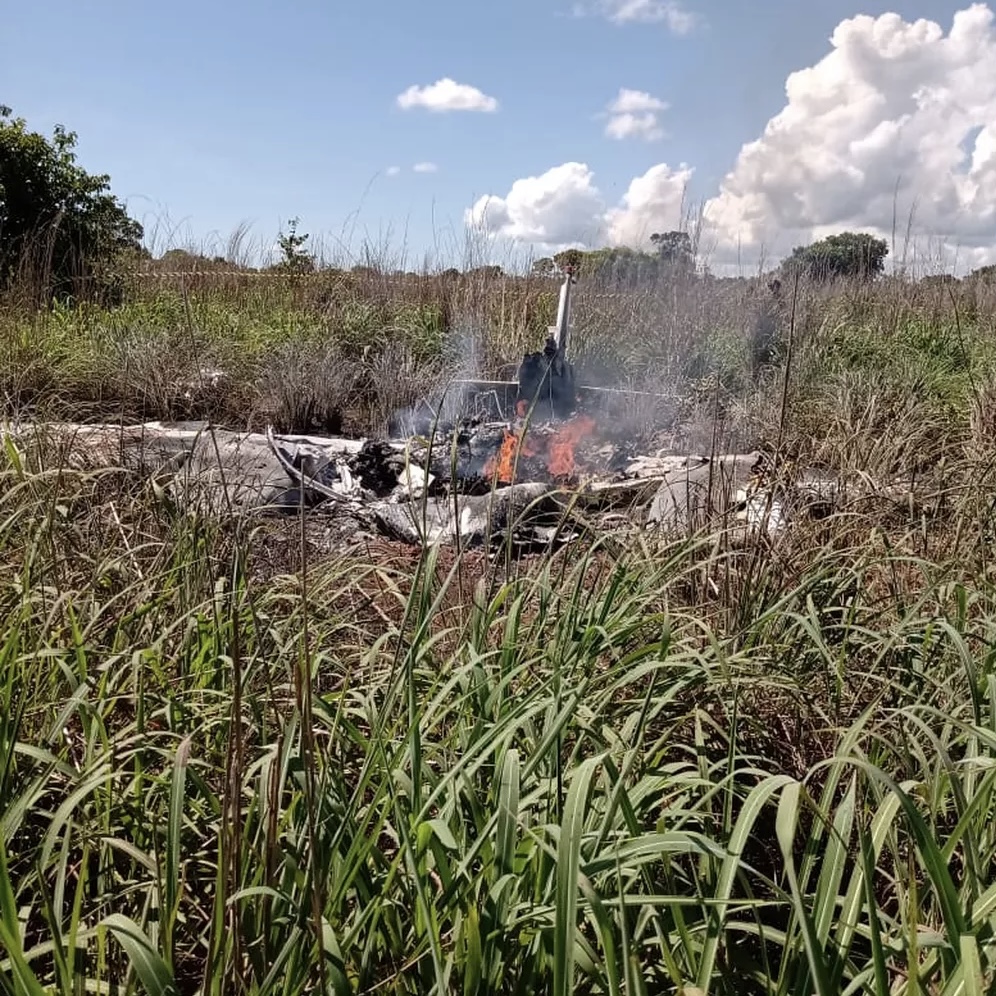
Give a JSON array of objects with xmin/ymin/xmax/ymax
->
[
  {"xmin": 547, "ymin": 415, "xmax": 597, "ymax": 477},
  {"xmin": 482, "ymin": 427, "xmax": 537, "ymax": 483},
  {"xmin": 482, "ymin": 414, "xmax": 597, "ymax": 484}
]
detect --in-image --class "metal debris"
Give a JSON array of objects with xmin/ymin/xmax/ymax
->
[{"xmin": 3, "ymin": 419, "xmax": 875, "ymax": 548}]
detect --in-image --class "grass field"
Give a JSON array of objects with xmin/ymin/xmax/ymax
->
[{"xmin": 3, "ymin": 261, "xmax": 996, "ymax": 994}]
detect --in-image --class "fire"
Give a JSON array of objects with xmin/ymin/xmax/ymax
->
[
  {"xmin": 547, "ymin": 415, "xmax": 596, "ymax": 477},
  {"xmin": 483, "ymin": 427, "xmax": 538, "ymax": 483},
  {"xmin": 482, "ymin": 414, "xmax": 597, "ymax": 484}
]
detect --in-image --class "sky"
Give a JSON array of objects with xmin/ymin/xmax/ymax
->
[{"xmin": 3, "ymin": 0, "xmax": 994, "ymax": 274}]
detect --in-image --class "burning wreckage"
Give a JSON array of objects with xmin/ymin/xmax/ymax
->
[{"xmin": 5, "ymin": 269, "xmax": 844, "ymax": 550}]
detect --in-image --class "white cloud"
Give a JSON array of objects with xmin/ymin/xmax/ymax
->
[
  {"xmin": 466, "ymin": 163, "xmax": 608, "ymax": 250},
  {"xmin": 607, "ymin": 163, "xmax": 694, "ymax": 245},
  {"xmin": 413, "ymin": 161, "xmax": 438, "ymax": 173},
  {"xmin": 385, "ymin": 165, "xmax": 401, "ymax": 177},
  {"xmin": 396, "ymin": 78, "xmax": 499, "ymax": 113},
  {"xmin": 576, "ymin": 0, "xmax": 699, "ymax": 32},
  {"xmin": 604, "ymin": 88, "xmax": 669, "ymax": 141},
  {"xmin": 471, "ymin": 4, "xmax": 996, "ymax": 271},
  {"xmin": 702, "ymin": 3, "xmax": 996, "ymax": 268},
  {"xmin": 465, "ymin": 161, "xmax": 691, "ymax": 252}
]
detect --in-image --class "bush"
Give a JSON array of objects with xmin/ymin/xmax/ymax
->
[{"xmin": 0, "ymin": 106, "xmax": 144, "ymax": 304}]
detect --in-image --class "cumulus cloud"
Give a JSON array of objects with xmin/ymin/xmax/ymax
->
[
  {"xmin": 576, "ymin": 0, "xmax": 699, "ymax": 33},
  {"xmin": 702, "ymin": 3, "xmax": 996, "ymax": 266},
  {"xmin": 469, "ymin": 4, "xmax": 996, "ymax": 270},
  {"xmin": 465, "ymin": 161, "xmax": 691, "ymax": 252},
  {"xmin": 603, "ymin": 88, "xmax": 669, "ymax": 141},
  {"xmin": 385, "ymin": 165, "xmax": 401, "ymax": 177},
  {"xmin": 466, "ymin": 163, "xmax": 607, "ymax": 249},
  {"xmin": 413, "ymin": 161, "xmax": 438, "ymax": 173},
  {"xmin": 396, "ymin": 78, "xmax": 498, "ymax": 113},
  {"xmin": 607, "ymin": 163, "xmax": 694, "ymax": 244}
]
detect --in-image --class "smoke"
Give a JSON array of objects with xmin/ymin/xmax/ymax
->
[{"xmin": 386, "ymin": 311, "xmax": 491, "ymax": 438}]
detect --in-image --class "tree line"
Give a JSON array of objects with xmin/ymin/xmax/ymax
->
[{"xmin": 3, "ymin": 106, "xmax": 996, "ymax": 304}]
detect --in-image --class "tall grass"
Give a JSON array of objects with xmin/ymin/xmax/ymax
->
[
  {"xmin": 3, "ymin": 258, "xmax": 996, "ymax": 992},
  {"xmin": 3, "ymin": 430, "xmax": 996, "ymax": 992},
  {"xmin": 4, "ymin": 253, "xmax": 994, "ymax": 440}
]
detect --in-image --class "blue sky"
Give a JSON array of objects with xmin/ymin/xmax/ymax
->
[{"xmin": 3, "ymin": 1, "xmax": 992, "ymax": 270}]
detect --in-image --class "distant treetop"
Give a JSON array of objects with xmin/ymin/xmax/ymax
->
[
  {"xmin": 783, "ymin": 231, "xmax": 889, "ymax": 281},
  {"xmin": 529, "ymin": 231, "xmax": 697, "ymax": 285}
]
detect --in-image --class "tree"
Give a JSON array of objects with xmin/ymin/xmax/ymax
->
[
  {"xmin": 577, "ymin": 246, "xmax": 657, "ymax": 286},
  {"xmin": 968, "ymin": 264, "xmax": 996, "ymax": 283},
  {"xmin": 275, "ymin": 217, "xmax": 315, "ymax": 273},
  {"xmin": 531, "ymin": 257, "xmax": 556, "ymax": 276},
  {"xmin": 154, "ymin": 249, "xmax": 234, "ymax": 272},
  {"xmin": 650, "ymin": 230, "xmax": 694, "ymax": 270},
  {"xmin": 466, "ymin": 265, "xmax": 503, "ymax": 279},
  {"xmin": 0, "ymin": 106, "xmax": 144, "ymax": 303},
  {"xmin": 552, "ymin": 248, "xmax": 584, "ymax": 274},
  {"xmin": 784, "ymin": 231, "xmax": 888, "ymax": 281}
]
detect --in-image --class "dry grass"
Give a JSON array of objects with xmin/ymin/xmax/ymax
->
[{"xmin": 5, "ymin": 258, "xmax": 996, "ymax": 993}]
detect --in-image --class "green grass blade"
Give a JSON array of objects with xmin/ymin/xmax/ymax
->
[
  {"xmin": 496, "ymin": 747, "xmax": 520, "ymax": 878},
  {"xmin": 696, "ymin": 773, "xmax": 795, "ymax": 993},
  {"xmin": 0, "ymin": 836, "xmax": 47, "ymax": 996},
  {"xmin": 857, "ymin": 813, "xmax": 891, "ymax": 996},
  {"xmin": 775, "ymin": 780, "xmax": 834, "ymax": 996},
  {"xmin": 163, "ymin": 734, "xmax": 191, "ymax": 965},
  {"xmin": 554, "ymin": 754, "xmax": 602, "ymax": 996},
  {"xmin": 102, "ymin": 913, "xmax": 178, "ymax": 996}
]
